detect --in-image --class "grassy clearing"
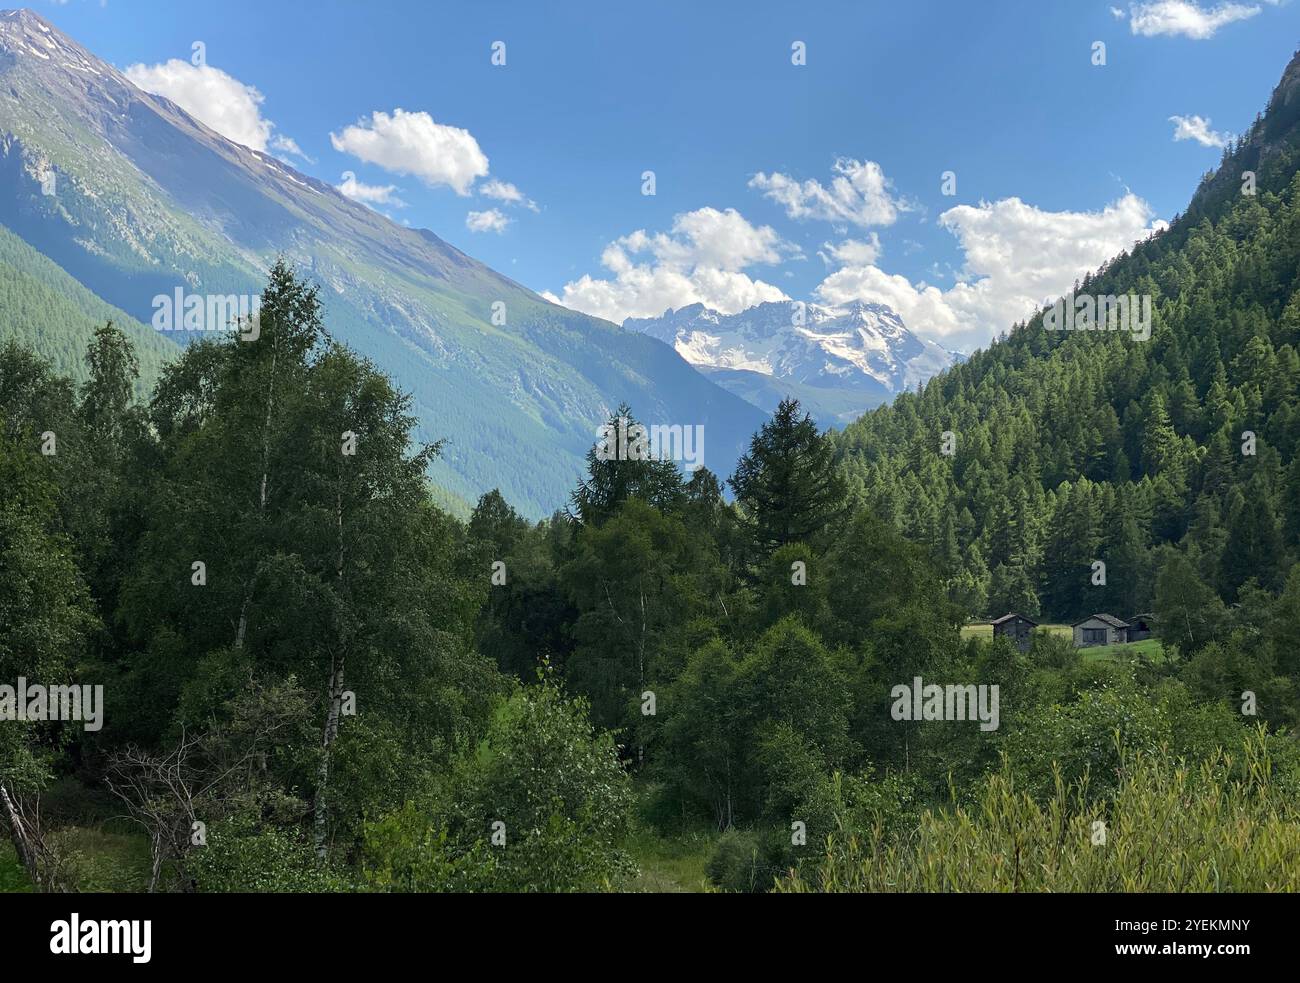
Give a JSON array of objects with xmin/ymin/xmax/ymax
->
[
  {"xmin": 960, "ymin": 622, "xmax": 1071, "ymax": 640},
  {"xmin": 52, "ymin": 826, "xmax": 153, "ymax": 892},
  {"xmin": 0, "ymin": 826, "xmax": 152, "ymax": 894},
  {"xmin": 1081, "ymin": 637, "xmax": 1166, "ymax": 663},
  {"xmin": 962, "ymin": 622, "xmax": 1167, "ymax": 664},
  {"xmin": 621, "ymin": 823, "xmax": 714, "ymax": 893}
]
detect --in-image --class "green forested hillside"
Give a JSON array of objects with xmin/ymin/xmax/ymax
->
[
  {"xmin": 0, "ymin": 223, "xmax": 174, "ymax": 394},
  {"xmin": 5, "ymin": 267, "xmax": 1300, "ymax": 897},
  {"xmin": 837, "ymin": 48, "xmax": 1300, "ymax": 626}
]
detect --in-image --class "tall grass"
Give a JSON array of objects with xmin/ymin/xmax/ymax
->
[{"xmin": 783, "ymin": 730, "xmax": 1300, "ymax": 892}]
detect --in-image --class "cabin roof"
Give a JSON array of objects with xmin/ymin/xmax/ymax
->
[
  {"xmin": 991, "ymin": 612, "xmax": 1037, "ymax": 627},
  {"xmin": 1073, "ymin": 613, "xmax": 1130, "ymax": 629}
]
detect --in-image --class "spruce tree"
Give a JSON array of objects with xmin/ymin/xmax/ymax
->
[{"xmin": 728, "ymin": 398, "xmax": 847, "ymax": 555}]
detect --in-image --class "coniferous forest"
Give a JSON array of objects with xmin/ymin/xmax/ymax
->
[{"xmin": 3, "ymin": 8, "xmax": 1300, "ymax": 937}]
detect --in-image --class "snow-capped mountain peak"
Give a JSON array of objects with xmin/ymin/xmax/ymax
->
[{"xmin": 624, "ymin": 300, "xmax": 959, "ymax": 403}]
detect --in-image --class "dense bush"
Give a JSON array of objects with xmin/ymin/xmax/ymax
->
[{"xmin": 362, "ymin": 678, "xmax": 635, "ymax": 893}]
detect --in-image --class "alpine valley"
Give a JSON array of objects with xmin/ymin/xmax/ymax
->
[
  {"xmin": 5, "ymin": 1, "xmax": 1300, "ymax": 905},
  {"xmin": 0, "ymin": 8, "xmax": 771, "ymax": 517}
]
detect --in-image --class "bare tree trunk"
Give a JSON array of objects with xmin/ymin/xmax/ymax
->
[
  {"xmin": 638, "ymin": 588, "xmax": 647, "ymax": 689},
  {"xmin": 234, "ymin": 344, "xmax": 278, "ymax": 650},
  {"xmin": 725, "ymin": 756, "xmax": 734, "ymax": 829},
  {"xmin": 313, "ymin": 486, "xmax": 347, "ymax": 860},
  {"xmin": 148, "ymin": 830, "xmax": 165, "ymax": 894},
  {"xmin": 313, "ymin": 657, "xmax": 344, "ymax": 859},
  {"xmin": 234, "ymin": 591, "xmax": 251, "ymax": 651},
  {"xmin": 1, "ymin": 783, "xmax": 51, "ymax": 891}
]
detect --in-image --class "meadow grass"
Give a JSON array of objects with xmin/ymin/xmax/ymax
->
[
  {"xmin": 961, "ymin": 622, "xmax": 1165, "ymax": 663},
  {"xmin": 1081, "ymin": 637, "xmax": 1165, "ymax": 663},
  {"xmin": 960, "ymin": 622, "xmax": 1070, "ymax": 640}
]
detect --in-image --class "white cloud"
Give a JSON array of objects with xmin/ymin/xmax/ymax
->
[
  {"xmin": 1169, "ymin": 114, "xmax": 1230, "ymax": 147},
  {"xmin": 1125, "ymin": 1, "xmax": 1265, "ymax": 39},
  {"xmin": 330, "ymin": 109, "xmax": 488, "ymax": 195},
  {"xmin": 466, "ymin": 208, "xmax": 511, "ymax": 233},
  {"xmin": 749, "ymin": 158, "xmax": 909, "ymax": 228},
  {"xmin": 337, "ymin": 171, "xmax": 405, "ymax": 207},
  {"xmin": 816, "ymin": 194, "xmax": 1166, "ymax": 352},
  {"xmin": 545, "ymin": 206, "xmax": 789, "ymax": 322},
  {"xmin": 480, "ymin": 178, "xmax": 538, "ymax": 211},
  {"xmin": 124, "ymin": 59, "xmax": 305, "ymax": 158},
  {"xmin": 271, "ymin": 135, "xmax": 312, "ymax": 162},
  {"xmin": 817, "ymin": 235, "xmax": 881, "ymax": 267}
]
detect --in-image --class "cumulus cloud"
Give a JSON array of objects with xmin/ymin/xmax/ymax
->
[
  {"xmin": 466, "ymin": 208, "xmax": 511, "ymax": 233},
  {"xmin": 1169, "ymin": 114, "xmax": 1231, "ymax": 147},
  {"xmin": 480, "ymin": 178, "xmax": 538, "ymax": 211},
  {"xmin": 330, "ymin": 109, "xmax": 488, "ymax": 195},
  {"xmin": 544, "ymin": 206, "xmax": 789, "ymax": 322},
  {"xmin": 124, "ymin": 59, "xmax": 306, "ymax": 159},
  {"xmin": 1124, "ymin": 1, "xmax": 1267, "ymax": 39},
  {"xmin": 817, "ymin": 235, "xmax": 882, "ymax": 267},
  {"xmin": 270, "ymin": 135, "xmax": 311, "ymax": 162},
  {"xmin": 816, "ymin": 194, "xmax": 1166, "ymax": 352},
  {"xmin": 749, "ymin": 158, "xmax": 909, "ymax": 228},
  {"xmin": 337, "ymin": 171, "xmax": 405, "ymax": 207}
]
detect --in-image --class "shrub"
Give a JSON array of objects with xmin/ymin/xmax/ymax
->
[
  {"xmin": 189, "ymin": 816, "xmax": 350, "ymax": 893},
  {"xmin": 362, "ymin": 677, "xmax": 634, "ymax": 892}
]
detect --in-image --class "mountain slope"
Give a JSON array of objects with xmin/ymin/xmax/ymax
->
[
  {"xmin": 0, "ymin": 221, "xmax": 173, "ymax": 393},
  {"xmin": 626, "ymin": 300, "xmax": 959, "ymax": 424},
  {"xmin": 0, "ymin": 8, "xmax": 766, "ymax": 516},
  {"xmin": 836, "ymin": 46, "xmax": 1300, "ymax": 623}
]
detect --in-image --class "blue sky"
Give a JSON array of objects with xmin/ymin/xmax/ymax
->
[{"xmin": 36, "ymin": 0, "xmax": 1300, "ymax": 351}]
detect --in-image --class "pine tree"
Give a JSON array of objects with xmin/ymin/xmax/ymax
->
[
  {"xmin": 569, "ymin": 403, "xmax": 686, "ymax": 526},
  {"xmin": 728, "ymin": 398, "xmax": 847, "ymax": 555},
  {"xmin": 1220, "ymin": 479, "xmax": 1287, "ymax": 596}
]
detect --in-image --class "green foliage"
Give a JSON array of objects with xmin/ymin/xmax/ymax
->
[
  {"xmin": 0, "ymin": 224, "xmax": 173, "ymax": 395},
  {"xmin": 362, "ymin": 677, "xmax": 635, "ymax": 892},
  {"xmin": 1000, "ymin": 686, "xmax": 1168, "ymax": 800},
  {"xmin": 706, "ymin": 827, "xmax": 789, "ymax": 893},
  {"xmin": 658, "ymin": 618, "xmax": 851, "ymax": 829},
  {"xmin": 730, "ymin": 398, "xmax": 847, "ymax": 555},
  {"xmin": 836, "ymin": 157, "xmax": 1300, "ymax": 625},
  {"xmin": 0, "ymin": 842, "xmax": 33, "ymax": 892},
  {"xmin": 189, "ymin": 817, "xmax": 350, "ymax": 893},
  {"xmin": 561, "ymin": 497, "xmax": 728, "ymax": 730},
  {"xmin": 569, "ymin": 404, "xmax": 689, "ymax": 527},
  {"xmin": 785, "ymin": 732, "xmax": 1300, "ymax": 892},
  {"xmin": 1154, "ymin": 552, "xmax": 1227, "ymax": 657},
  {"xmin": 8, "ymin": 71, "xmax": 1300, "ymax": 895},
  {"xmin": 0, "ymin": 416, "xmax": 96, "ymax": 799}
]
